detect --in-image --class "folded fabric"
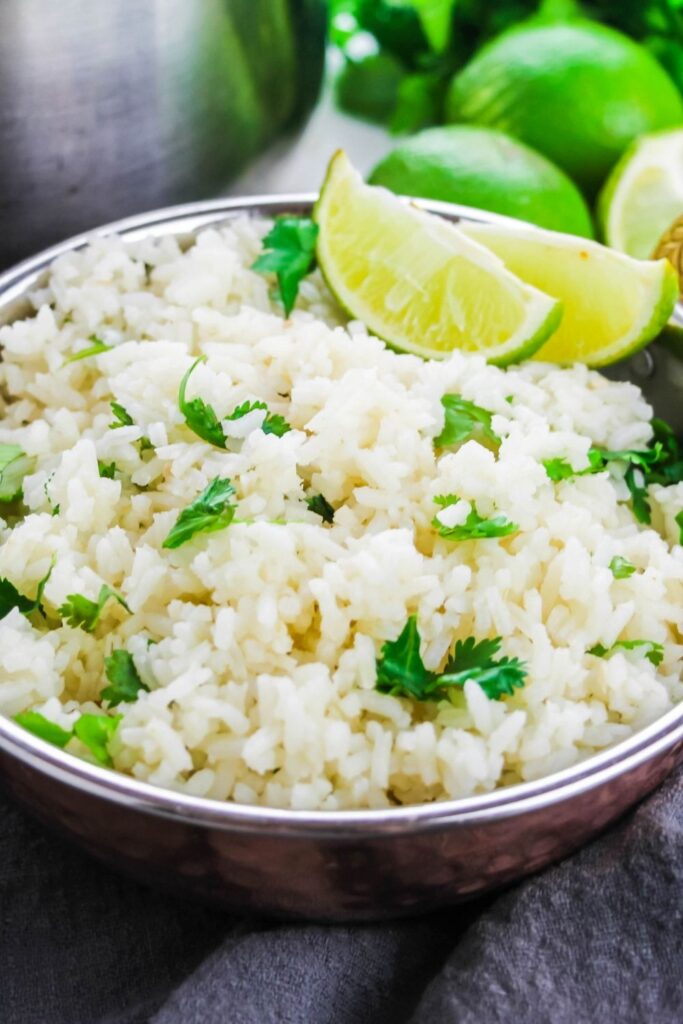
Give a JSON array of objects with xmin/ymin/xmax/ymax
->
[{"xmin": 1, "ymin": 768, "xmax": 681, "ymax": 1024}]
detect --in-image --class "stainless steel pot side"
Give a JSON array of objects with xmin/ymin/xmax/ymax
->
[
  {"xmin": 0, "ymin": 197, "xmax": 682, "ymax": 923},
  {"xmin": 0, "ymin": 0, "xmax": 326, "ymax": 269}
]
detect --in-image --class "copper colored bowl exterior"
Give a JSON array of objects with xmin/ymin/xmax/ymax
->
[{"xmin": 1, "ymin": 197, "xmax": 682, "ymax": 922}]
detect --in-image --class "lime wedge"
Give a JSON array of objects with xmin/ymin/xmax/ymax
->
[
  {"xmin": 463, "ymin": 222, "xmax": 678, "ymax": 367},
  {"xmin": 598, "ymin": 128, "xmax": 683, "ymax": 259},
  {"xmin": 314, "ymin": 151, "xmax": 562, "ymax": 365}
]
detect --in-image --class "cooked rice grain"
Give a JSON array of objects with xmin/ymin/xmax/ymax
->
[{"xmin": 0, "ymin": 219, "xmax": 682, "ymax": 809}]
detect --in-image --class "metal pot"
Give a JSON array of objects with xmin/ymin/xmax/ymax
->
[
  {"xmin": 0, "ymin": 196, "xmax": 682, "ymax": 922},
  {"xmin": 0, "ymin": 0, "xmax": 326, "ymax": 269}
]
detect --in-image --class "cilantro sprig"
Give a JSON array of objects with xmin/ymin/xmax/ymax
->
[
  {"xmin": 432, "ymin": 495, "xmax": 517, "ymax": 541},
  {"xmin": 543, "ymin": 417, "xmax": 683, "ymax": 525},
  {"xmin": 162, "ymin": 477, "xmax": 236, "ymax": 549},
  {"xmin": 375, "ymin": 616, "xmax": 527, "ymax": 702},
  {"xmin": 252, "ymin": 216, "xmax": 319, "ymax": 316},
  {"xmin": 434, "ymin": 395, "xmax": 500, "ymax": 450},
  {"xmin": 15, "ymin": 710, "xmax": 122, "ymax": 766},
  {"xmin": 0, "ymin": 444, "xmax": 36, "ymax": 502},
  {"xmin": 59, "ymin": 585, "xmax": 130, "ymax": 632},
  {"xmin": 179, "ymin": 357, "xmax": 227, "ymax": 448},
  {"xmin": 101, "ymin": 650, "xmax": 149, "ymax": 706},
  {"xmin": 179, "ymin": 358, "xmax": 291, "ymax": 447},
  {"xmin": 588, "ymin": 639, "xmax": 664, "ymax": 667}
]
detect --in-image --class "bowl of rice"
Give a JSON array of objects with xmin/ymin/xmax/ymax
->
[{"xmin": 0, "ymin": 196, "xmax": 682, "ymax": 921}]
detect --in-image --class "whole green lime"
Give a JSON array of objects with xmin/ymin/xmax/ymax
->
[
  {"xmin": 368, "ymin": 126, "xmax": 594, "ymax": 237},
  {"xmin": 444, "ymin": 21, "xmax": 683, "ymax": 195}
]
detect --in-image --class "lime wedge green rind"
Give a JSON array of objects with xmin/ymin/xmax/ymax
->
[
  {"xmin": 598, "ymin": 128, "xmax": 683, "ymax": 259},
  {"xmin": 314, "ymin": 150, "xmax": 562, "ymax": 367},
  {"xmin": 463, "ymin": 221, "xmax": 678, "ymax": 367}
]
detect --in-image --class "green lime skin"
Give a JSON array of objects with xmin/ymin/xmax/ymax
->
[
  {"xmin": 369, "ymin": 126, "xmax": 594, "ymax": 238},
  {"xmin": 444, "ymin": 21, "xmax": 683, "ymax": 196}
]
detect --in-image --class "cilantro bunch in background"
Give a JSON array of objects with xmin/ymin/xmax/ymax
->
[{"xmin": 330, "ymin": 0, "xmax": 683, "ymax": 134}]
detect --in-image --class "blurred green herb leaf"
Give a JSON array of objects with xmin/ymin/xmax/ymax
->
[
  {"xmin": 306, "ymin": 493, "xmax": 336, "ymax": 523},
  {"xmin": 0, "ymin": 444, "xmax": 35, "ymax": 502},
  {"xmin": 63, "ymin": 335, "xmax": 112, "ymax": 365},
  {"xmin": 609, "ymin": 556, "xmax": 636, "ymax": 579},
  {"xmin": 432, "ymin": 495, "xmax": 518, "ymax": 540},
  {"xmin": 588, "ymin": 638, "xmax": 664, "ymax": 666},
  {"xmin": 101, "ymin": 650, "xmax": 149, "ymax": 706},
  {"xmin": 435, "ymin": 395, "xmax": 500, "ymax": 449},
  {"xmin": 14, "ymin": 710, "xmax": 73, "ymax": 748}
]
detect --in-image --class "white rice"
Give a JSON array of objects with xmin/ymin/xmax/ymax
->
[{"xmin": 0, "ymin": 218, "xmax": 682, "ymax": 810}]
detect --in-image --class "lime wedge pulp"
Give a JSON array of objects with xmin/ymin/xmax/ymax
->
[
  {"xmin": 463, "ymin": 221, "xmax": 678, "ymax": 367},
  {"xmin": 313, "ymin": 151, "xmax": 562, "ymax": 365},
  {"xmin": 599, "ymin": 128, "xmax": 683, "ymax": 260}
]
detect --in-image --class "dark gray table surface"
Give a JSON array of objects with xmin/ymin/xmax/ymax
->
[{"xmin": 1, "ymin": 764, "xmax": 681, "ymax": 1024}]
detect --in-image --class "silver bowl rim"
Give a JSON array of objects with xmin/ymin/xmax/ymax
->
[{"xmin": 1, "ymin": 193, "xmax": 682, "ymax": 839}]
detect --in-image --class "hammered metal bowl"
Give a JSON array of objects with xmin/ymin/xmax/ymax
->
[{"xmin": 1, "ymin": 197, "xmax": 682, "ymax": 922}]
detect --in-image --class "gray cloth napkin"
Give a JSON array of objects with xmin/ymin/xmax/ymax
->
[{"xmin": 1, "ymin": 768, "xmax": 682, "ymax": 1024}]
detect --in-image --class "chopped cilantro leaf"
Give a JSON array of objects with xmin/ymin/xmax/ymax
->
[
  {"xmin": 108, "ymin": 402, "xmax": 154, "ymax": 453},
  {"xmin": 307, "ymin": 493, "xmax": 335, "ymax": 523},
  {"xmin": 110, "ymin": 402, "xmax": 134, "ymax": 428},
  {"xmin": 375, "ymin": 616, "xmax": 437, "ymax": 700},
  {"xmin": 676, "ymin": 510, "xmax": 683, "ymax": 545},
  {"xmin": 0, "ymin": 578, "xmax": 36, "ymax": 620},
  {"xmin": 59, "ymin": 584, "xmax": 130, "ymax": 632},
  {"xmin": 647, "ymin": 419, "xmax": 683, "ymax": 486},
  {"xmin": 98, "ymin": 461, "xmax": 117, "ymax": 479},
  {"xmin": 14, "ymin": 710, "xmax": 73, "ymax": 748},
  {"xmin": 432, "ymin": 495, "xmax": 517, "ymax": 541},
  {"xmin": 178, "ymin": 357, "xmax": 227, "ymax": 449},
  {"xmin": 588, "ymin": 639, "xmax": 664, "ymax": 667},
  {"xmin": 225, "ymin": 399, "xmax": 291, "ymax": 437},
  {"xmin": 225, "ymin": 399, "xmax": 267, "ymax": 422},
  {"xmin": 73, "ymin": 713, "xmax": 121, "ymax": 766},
  {"xmin": 375, "ymin": 616, "xmax": 527, "ymax": 702},
  {"xmin": 63, "ymin": 335, "xmax": 112, "ymax": 365},
  {"xmin": 434, "ymin": 395, "xmax": 500, "ymax": 449},
  {"xmin": 543, "ymin": 421, "xmax": 683, "ymax": 524},
  {"xmin": 0, "ymin": 444, "xmax": 36, "ymax": 502},
  {"xmin": 609, "ymin": 556, "xmax": 636, "ymax": 580},
  {"xmin": 543, "ymin": 458, "xmax": 578, "ymax": 482},
  {"xmin": 624, "ymin": 463, "xmax": 651, "ymax": 524},
  {"xmin": 15, "ymin": 708, "xmax": 121, "ymax": 765},
  {"xmin": 261, "ymin": 412, "xmax": 291, "ymax": 437},
  {"xmin": 162, "ymin": 477, "xmax": 236, "ymax": 550},
  {"xmin": 252, "ymin": 216, "xmax": 319, "ymax": 317},
  {"xmin": 101, "ymin": 650, "xmax": 149, "ymax": 706},
  {"xmin": 0, "ymin": 563, "xmax": 53, "ymax": 621},
  {"xmin": 439, "ymin": 636, "xmax": 527, "ymax": 700}
]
